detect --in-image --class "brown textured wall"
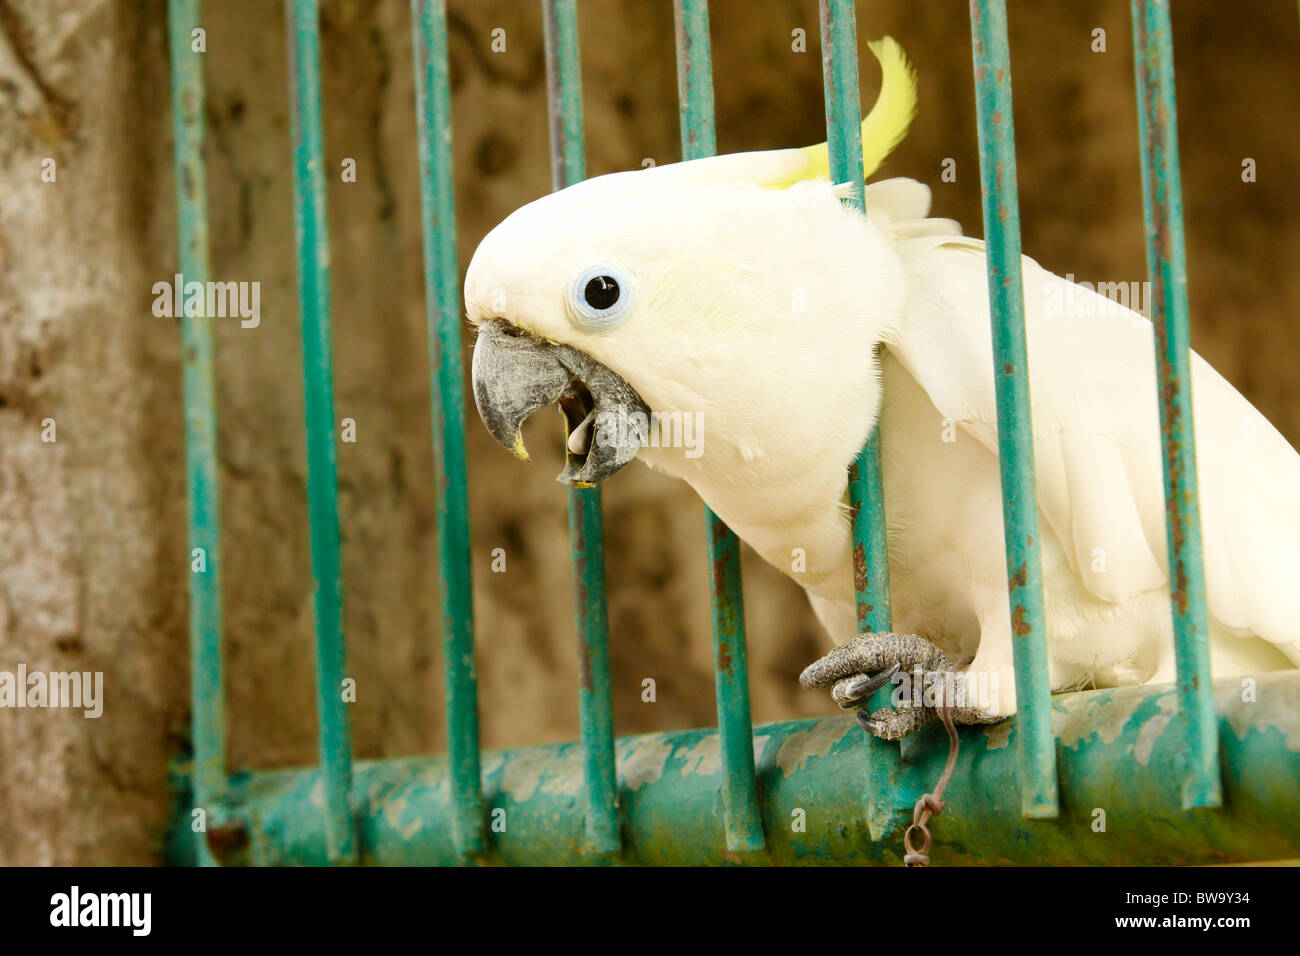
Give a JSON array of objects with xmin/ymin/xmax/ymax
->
[{"xmin": 0, "ymin": 0, "xmax": 1295, "ymax": 863}]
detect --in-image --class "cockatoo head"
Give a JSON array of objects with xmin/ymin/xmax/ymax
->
[{"xmin": 466, "ymin": 38, "xmax": 917, "ymax": 487}]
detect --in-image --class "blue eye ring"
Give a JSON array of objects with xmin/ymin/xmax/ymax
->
[{"xmin": 570, "ymin": 264, "xmax": 634, "ymax": 330}]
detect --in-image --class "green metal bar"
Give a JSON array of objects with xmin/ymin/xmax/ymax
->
[
  {"xmin": 542, "ymin": 0, "xmax": 621, "ymax": 856},
  {"xmin": 411, "ymin": 0, "xmax": 486, "ymax": 856},
  {"xmin": 820, "ymin": 0, "xmax": 890, "ymax": 638},
  {"xmin": 673, "ymin": 0, "xmax": 765, "ymax": 856},
  {"xmin": 968, "ymin": 0, "xmax": 1060, "ymax": 819},
  {"xmin": 543, "ymin": 0, "xmax": 587, "ymax": 193},
  {"xmin": 703, "ymin": 525, "xmax": 764, "ymax": 853},
  {"xmin": 172, "ymin": 673, "xmax": 1300, "ymax": 866},
  {"xmin": 284, "ymin": 0, "xmax": 355, "ymax": 863},
  {"xmin": 1130, "ymin": 0, "xmax": 1222, "ymax": 811},
  {"xmin": 673, "ymin": 0, "xmax": 717, "ymax": 158},
  {"xmin": 818, "ymin": 0, "xmax": 912, "ymax": 836},
  {"xmin": 167, "ymin": 0, "xmax": 225, "ymax": 869}
]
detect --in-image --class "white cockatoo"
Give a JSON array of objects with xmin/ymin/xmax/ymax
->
[{"xmin": 465, "ymin": 38, "xmax": 1300, "ymax": 738}]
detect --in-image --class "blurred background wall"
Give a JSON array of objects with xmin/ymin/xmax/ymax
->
[{"xmin": 0, "ymin": 0, "xmax": 1296, "ymax": 863}]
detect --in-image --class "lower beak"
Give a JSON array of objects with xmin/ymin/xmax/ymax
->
[{"xmin": 471, "ymin": 318, "xmax": 651, "ymax": 486}]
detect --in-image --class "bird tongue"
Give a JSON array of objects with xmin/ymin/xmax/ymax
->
[{"xmin": 566, "ymin": 408, "xmax": 596, "ymax": 455}]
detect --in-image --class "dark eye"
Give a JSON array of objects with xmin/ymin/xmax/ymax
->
[
  {"xmin": 571, "ymin": 265, "xmax": 633, "ymax": 330},
  {"xmin": 584, "ymin": 275, "xmax": 620, "ymax": 311}
]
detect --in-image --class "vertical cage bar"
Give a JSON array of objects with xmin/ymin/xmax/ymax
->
[
  {"xmin": 819, "ymin": 0, "xmax": 907, "ymax": 836},
  {"xmin": 411, "ymin": 0, "xmax": 487, "ymax": 855},
  {"xmin": 284, "ymin": 0, "xmax": 356, "ymax": 863},
  {"xmin": 543, "ymin": 0, "xmax": 586, "ymax": 192},
  {"xmin": 674, "ymin": 0, "xmax": 765, "ymax": 855},
  {"xmin": 167, "ymin": 0, "xmax": 225, "ymax": 868},
  {"xmin": 1130, "ymin": 0, "xmax": 1222, "ymax": 810},
  {"xmin": 542, "ymin": 0, "xmax": 621, "ymax": 855},
  {"xmin": 820, "ymin": 4, "xmax": 891, "ymax": 640},
  {"xmin": 968, "ymin": 0, "xmax": 1059, "ymax": 819}
]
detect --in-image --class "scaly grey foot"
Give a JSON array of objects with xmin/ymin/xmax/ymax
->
[{"xmin": 799, "ymin": 632, "xmax": 999, "ymax": 740}]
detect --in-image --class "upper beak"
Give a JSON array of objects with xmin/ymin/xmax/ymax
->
[{"xmin": 471, "ymin": 318, "xmax": 651, "ymax": 486}]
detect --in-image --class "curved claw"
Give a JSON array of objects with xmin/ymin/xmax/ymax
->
[
  {"xmin": 856, "ymin": 705, "xmax": 935, "ymax": 741},
  {"xmin": 831, "ymin": 662, "xmax": 901, "ymax": 707},
  {"xmin": 856, "ymin": 712, "xmax": 882, "ymax": 735}
]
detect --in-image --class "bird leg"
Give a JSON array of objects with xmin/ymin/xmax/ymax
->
[{"xmin": 799, "ymin": 632, "xmax": 1000, "ymax": 740}]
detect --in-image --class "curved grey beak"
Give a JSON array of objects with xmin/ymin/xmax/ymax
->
[{"xmin": 471, "ymin": 318, "xmax": 651, "ymax": 487}]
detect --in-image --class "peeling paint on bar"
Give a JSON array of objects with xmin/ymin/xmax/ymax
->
[
  {"xmin": 968, "ymin": 0, "xmax": 1060, "ymax": 820},
  {"xmin": 411, "ymin": 0, "xmax": 486, "ymax": 856},
  {"xmin": 542, "ymin": 0, "xmax": 621, "ymax": 856},
  {"xmin": 674, "ymin": 0, "xmax": 765, "ymax": 856},
  {"xmin": 170, "ymin": 675, "xmax": 1300, "ymax": 867},
  {"xmin": 1129, "ymin": 0, "xmax": 1222, "ymax": 811},
  {"xmin": 166, "ymin": 0, "xmax": 225, "ymax": 869}
]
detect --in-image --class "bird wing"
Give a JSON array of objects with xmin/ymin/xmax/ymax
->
[{"xmin": 887, "ymin": 222, "xmax": 1300, "ymax": 661}]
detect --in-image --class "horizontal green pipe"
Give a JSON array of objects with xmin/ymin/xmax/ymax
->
[{"xmin": 173, "ymin": 673, "xmax": 1300, "ymax": 866}]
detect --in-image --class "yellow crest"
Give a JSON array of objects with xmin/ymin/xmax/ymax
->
[{"xmin": 767, "ymin": 37, "xmax": 918, "ymax": 189}]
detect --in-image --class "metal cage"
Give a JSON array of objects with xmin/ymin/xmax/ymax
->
[{"xmin": 164, "ymin": 0, "xmax": 1300, "ymax": 866}]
